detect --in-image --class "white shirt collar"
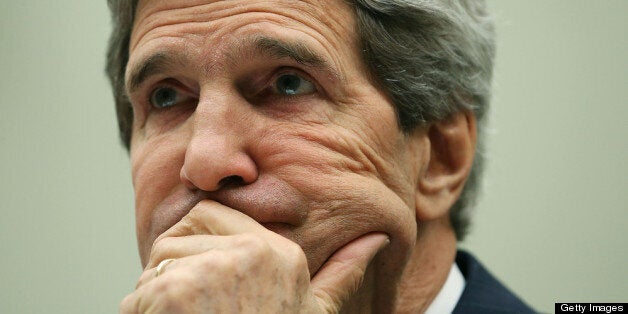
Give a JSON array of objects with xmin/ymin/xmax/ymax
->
[{"xmin": 424, "ymin": 263, "xmax": 466, "ymax": 314}]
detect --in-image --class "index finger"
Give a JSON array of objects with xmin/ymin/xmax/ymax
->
[{"xmin": 157, "ymin": 199, "xmax": 269, "ymax": 240}]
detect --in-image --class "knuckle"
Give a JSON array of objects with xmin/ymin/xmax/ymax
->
[
  {"xmin": 236, "ymin": 233, "xmax": 270, "ymax": 256},
  {"xmin": 150, "ymin": 272, "xmax": 196, "ymax": 307},
  {"xmin": 119, "ymin": 294, "xmax": 134, "ymax": 313},
  {"xmin": 284, "ymin": 241, "xmax": 308, "ymax": 271},
  {"xmin": 147, "ymin": 237, "xmax": 172, "ymax": 267},
  {"xmin": 136, "ymin": 271, "xmax": 154, "ymax": 289},
  {"xmin": 185, "ymin": 206, "xmax": 206, "ymax": 226},
  {"xmin": 286, "ymin": 240, "xmax": 306, "ymax": 259},
  {"xmin": 181, "ymin": 204, "xmax": 219, "ymax": 235},
  {"xmin": 200, "ymin": 250, "xmax": 238, "ymax": 274}
]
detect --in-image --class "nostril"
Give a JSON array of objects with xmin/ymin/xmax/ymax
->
[{"xmin": 218, "ymin": 175, "xmax": 245, "ymax": 189}]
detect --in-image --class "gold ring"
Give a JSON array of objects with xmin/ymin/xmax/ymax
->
[{"xmin": 155, "ymin": 258, "xmax": 176, "ymax": 277}]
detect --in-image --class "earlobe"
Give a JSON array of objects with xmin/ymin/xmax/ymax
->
[{"xmin": 415, "ymin": 111, "xmax": 477, "ymax": 221}]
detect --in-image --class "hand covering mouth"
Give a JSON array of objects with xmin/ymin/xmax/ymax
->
[{"xmin": 146, "ymin": 176, "xmax": 308, "ymax": 249}]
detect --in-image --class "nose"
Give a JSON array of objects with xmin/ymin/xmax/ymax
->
[{"xmin": 180, "ymin": 96, "xmax": 258, "ymax": 192}]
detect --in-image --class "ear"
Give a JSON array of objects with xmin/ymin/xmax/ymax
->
[{"xmin": 415, "ymin": 110, "xmax": 477, "ymax": 221}]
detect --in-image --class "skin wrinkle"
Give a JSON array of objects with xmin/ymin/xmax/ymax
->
[
  {"xmin": 290, "ymin": 128, "xmax": 377, "ymax": 177},
  {"xmin": 324, "ymin": 110, "xmax": 411, "ymax": 193},
  {"xmin": 126, "ymin": 52, "xmax": 199, "ymax": 132},
  {"xmin": 259, "ymin": 127, "xmax": 412, "ymax": 213},
  {"xmin": 131, "ymin": 1, "xmax": 360, "ymax": 87},
  {"xmin": 247, "ymin": 0, "xmax": 358, "ymax": 73},
  {"xmin": 124, "ymin": 0, "xmax": 468, "ymax": 312},
  {"xmin": 125, "ymin": 7, "xmax": 366, "ymax": 145},
  {"xmin": 104, "ymin": 0, "xmax": 497, "ymax": 312},
  {"xmin": 138, "ymin": 120, "xmax": 410, "ymax": 274},
  {"xmin": 220, "ymin": 37, "xmax": 344, "ymax": 88},
  {"xmin": 151, "ymin": 104, "xmax": 198, "ymax": 136},
  {"xmin": 130, "ymin": 36, "xmax": 344, "ymax": 124},
  {"xmin": 132, "ymin": 145, "xmax": 192, "ymax": 253},
  {"xmin": 262, "ymin": 81, "xmax": 403, "ymax": 185},
  {"xmin": 253, "ymin": 111, "xmax": 372, "ymax": 166},
  {"xmin": 128, "ymin": 52, "xmax": 167, "ymax": 93}
]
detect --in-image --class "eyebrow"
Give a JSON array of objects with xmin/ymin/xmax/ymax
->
[
  {"xmin": 254, "ymin": 37, "xmax": 335, "ymax": 71},
  {"xmin": 126, "ymin": 36, "xmax": 340, "ymax": 94},
  {"xmin": 127, "ymin": 51, "xmax": 189, "ymax": 94}
]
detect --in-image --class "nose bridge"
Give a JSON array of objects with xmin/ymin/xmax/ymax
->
[{"xmin": 180, "ymin": 93, "xmax": 258, "ymax": 191}]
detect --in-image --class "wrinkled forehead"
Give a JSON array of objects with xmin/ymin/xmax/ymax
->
[
  {"xmin": 132, "ymin": 0, "xmax": 355, "ymax": 29},
  {"xmin": 131, "ymin": 0, "xmax": 357, "ymax": 52},
  {"xmin": 132, "ymin": 0, "xmax": 355, "ymax": 21},
  {"xmin": 128, "ymin": 0, "xmax": 363, "ymax": 81}
]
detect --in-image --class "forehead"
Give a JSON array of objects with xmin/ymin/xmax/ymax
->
[
  {"xmin": 127, "ymin": 0, "xmax": 368, "ymax": 98},
  {"xmin": 130, "ymin": 0, "xmax": 356, "ymax": 50}
]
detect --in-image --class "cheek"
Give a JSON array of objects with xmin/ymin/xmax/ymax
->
[
  {"xmin": 293, "ymin": 173, "xmax": 418, "ymax": 273},
  {"xmin": 255, "ymin": 125, "xmax": 418, "ymax": 270},
  {"xmin": 262, "ymin": 119, "xmax": 416, "ymax": 204},
  {"xmin": 131, "ymin": 134, "xmax": 187, "ymax": 241}
]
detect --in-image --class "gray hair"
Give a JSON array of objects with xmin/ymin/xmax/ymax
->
[{"xmin": 105, "ymin": 0, "xmax": 495, "ymax": 240}]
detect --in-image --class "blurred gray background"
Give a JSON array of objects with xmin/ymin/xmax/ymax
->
[{"xmin": 1, "ymin": 1, "xmax": 626, "ymax": 313}]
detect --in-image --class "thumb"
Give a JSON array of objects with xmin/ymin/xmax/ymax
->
[{"xmin": 310, "ymin": 233, "xmax": 389, "ymax": 312}]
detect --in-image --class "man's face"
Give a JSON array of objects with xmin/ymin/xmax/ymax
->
[{"xmin": 127, "ymin": 0, "xmax": 426, "ymax": 279}]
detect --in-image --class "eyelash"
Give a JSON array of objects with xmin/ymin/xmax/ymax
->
[
  {"xmin": 139, "ymin": 67, "xmax": 321, "ymax": 111},
  {"xmin": 250, "ymin": 67, "xmax": 319, "ymax": 100},
  {"xmin": 142, "ymin": 79, "xmax": 195, "ymax": 109}
]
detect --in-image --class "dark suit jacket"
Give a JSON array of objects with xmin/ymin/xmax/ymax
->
[{"xmin": 453, "ymin": 251, "xmax": 536, "ymax": 313}]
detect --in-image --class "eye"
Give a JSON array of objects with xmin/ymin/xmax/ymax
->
[
  {"xmin": 273, "ymin": 73, "xmax": 315, "ymax": 96},
  {"xmin": 149, "ymin": 86, "xmax": 187, "ymax": 109}
]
